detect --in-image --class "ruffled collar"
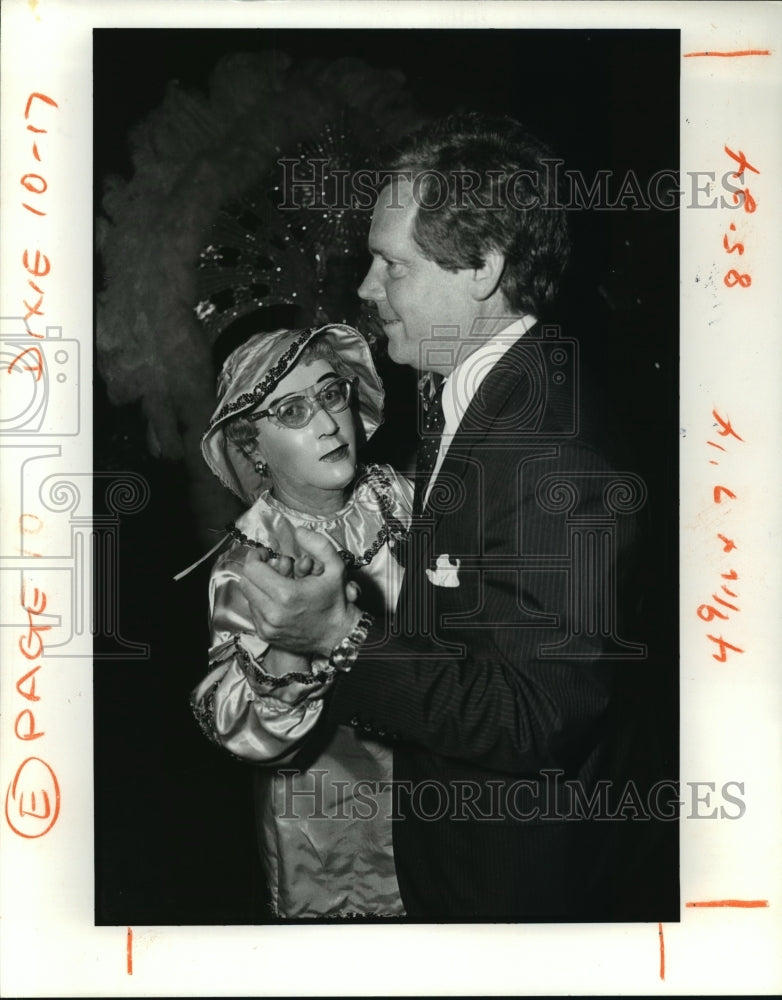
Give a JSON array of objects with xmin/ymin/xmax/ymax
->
[
  {"xmin": 260, "ymin": 487, "xmax": 358, "ymax": 528},
  {"xmin": 229, "ymin": 464, "xmax": 409, "ymax": 569},
  {"xmin": 175, "ymin": 464, "xmax": 410, "ymax": 581}
]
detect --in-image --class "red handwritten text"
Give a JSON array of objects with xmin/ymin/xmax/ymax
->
[
  {"xmin": 4, "ymin": 575, "xmax": 60, "ymax": 838},
  {"xmin": 18, "ymin": 92, "xmax": 58, "ymax": 341},
  {"xmin": 698, "ymin": 409, "xmax": 746, "ymax": 663},
  {"xmin": 722, "ymin": 145, "xmax": 758, "ymax": 290}
]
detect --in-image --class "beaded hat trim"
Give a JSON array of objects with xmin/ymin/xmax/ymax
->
[{"xmin": 210, "ymin": 327, "xmax": 314, "ymax": 428}]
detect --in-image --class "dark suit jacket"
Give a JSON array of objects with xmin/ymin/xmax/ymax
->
[{"xmin": 327, "ymin": 324, "xmax": 646, "ymax": 921}]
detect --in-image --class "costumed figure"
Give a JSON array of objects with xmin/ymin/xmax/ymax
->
[{"xmin": 189, "ymin": 322, "xmax": 413, "ymax": 918}]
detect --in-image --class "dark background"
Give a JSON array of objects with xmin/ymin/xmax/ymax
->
[{"xmin": 94, "ymin": 28, "xmax": 679, "ymax": 924}]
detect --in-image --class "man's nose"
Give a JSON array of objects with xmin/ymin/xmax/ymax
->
[{"xmin": 358, "ymin": 260, "xmax": 384, "ymax": 302}]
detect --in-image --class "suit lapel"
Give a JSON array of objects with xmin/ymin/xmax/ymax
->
[{"xmin": 427, "ymin": 326, "xmax": 546, "ymax": 531}]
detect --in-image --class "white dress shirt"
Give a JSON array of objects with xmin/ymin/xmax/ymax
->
[{"xmin": 422, "ymin": 315, "xmax": 537, "ymax": 509}]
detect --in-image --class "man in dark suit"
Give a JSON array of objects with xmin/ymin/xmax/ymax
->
[{"xmin": 240, "ymin": 113, "xmax": 649, "ymax": 920}]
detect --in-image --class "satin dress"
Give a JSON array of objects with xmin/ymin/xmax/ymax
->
[{"xmin": 191, "ymin": 464, "xmax": 413, "ymax": 918}]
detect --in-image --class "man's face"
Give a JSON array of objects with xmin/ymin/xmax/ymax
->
[{"xmin": 358, "ymin": 179, "xmax": 476, "ymax": 373}]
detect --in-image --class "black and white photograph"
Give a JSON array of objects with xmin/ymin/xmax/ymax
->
[
  {"xmin": 93, "ymin": 26, "xmax": 679, "ymax": 926},
  {"xmin": 1, "ymin": 2, "xmax": 781, "ymax": 997}
]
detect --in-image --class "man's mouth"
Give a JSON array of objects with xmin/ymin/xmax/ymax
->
[{"xmin": 321, "ymin": 443, "xmax": 350, "ymax": 463}]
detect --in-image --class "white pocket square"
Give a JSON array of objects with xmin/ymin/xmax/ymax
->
[{"xmin": 426, "ymin": 553, "xmax": 461, "ymax": 588}]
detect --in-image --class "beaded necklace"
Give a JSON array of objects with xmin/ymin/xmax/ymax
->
[{"xmin": 226, "ymin": 464, "xmax": 408, "ymax": 568}]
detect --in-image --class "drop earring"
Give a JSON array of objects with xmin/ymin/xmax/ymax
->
[{"xmin": 254, "ymin": 460, "xmax": 269, "ymax": 477}]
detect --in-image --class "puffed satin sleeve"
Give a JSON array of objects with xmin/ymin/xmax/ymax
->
[{"xmin": 190, "ymin": 545, "xmax": 336, "ymax": 764}]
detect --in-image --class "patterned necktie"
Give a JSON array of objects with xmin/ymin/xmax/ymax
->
[{"xmin": 413, "ymin": 373, "xmax": 446, "ymax": 517}]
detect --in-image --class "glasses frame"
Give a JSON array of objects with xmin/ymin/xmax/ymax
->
[{"xmin": 248, "ymin": 375, "xmax": 359, "ymax": 429}]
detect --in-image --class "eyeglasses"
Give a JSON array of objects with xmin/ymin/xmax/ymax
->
[{"xmin": 249, "ymin": 375, "xmax": 358, "ymax": 429}]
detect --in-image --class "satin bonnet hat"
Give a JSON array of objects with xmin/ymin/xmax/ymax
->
[{"xmin": 202, "ymin": 323, "xmax": 384, "ymax": 503}]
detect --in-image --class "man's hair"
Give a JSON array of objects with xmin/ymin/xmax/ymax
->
[
  {"xmin": 385, "ymin": 112, "xmax": 570, "ymax": 315},
  {"xmin": 224, "ymin": 336, "xmax": 354, "ymax": 458}
]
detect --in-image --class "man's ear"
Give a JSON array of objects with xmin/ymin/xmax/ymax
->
[{"xmin": 471, "ymin": 248, "xmax": 505, "ymax": 301}]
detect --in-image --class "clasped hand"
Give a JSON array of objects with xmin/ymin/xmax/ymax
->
[{"xmin": 238, "ymin": 527, "xmax": 360, "ymax": 658}]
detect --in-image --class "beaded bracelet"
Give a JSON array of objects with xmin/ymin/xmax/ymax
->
[
  {"xmin": 327, "ymin": 611, "xmax": 374, "ymax": 672},
  {"xmin": 235, "ymin": 636, "xmax": 334, "ymax": 688}
]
